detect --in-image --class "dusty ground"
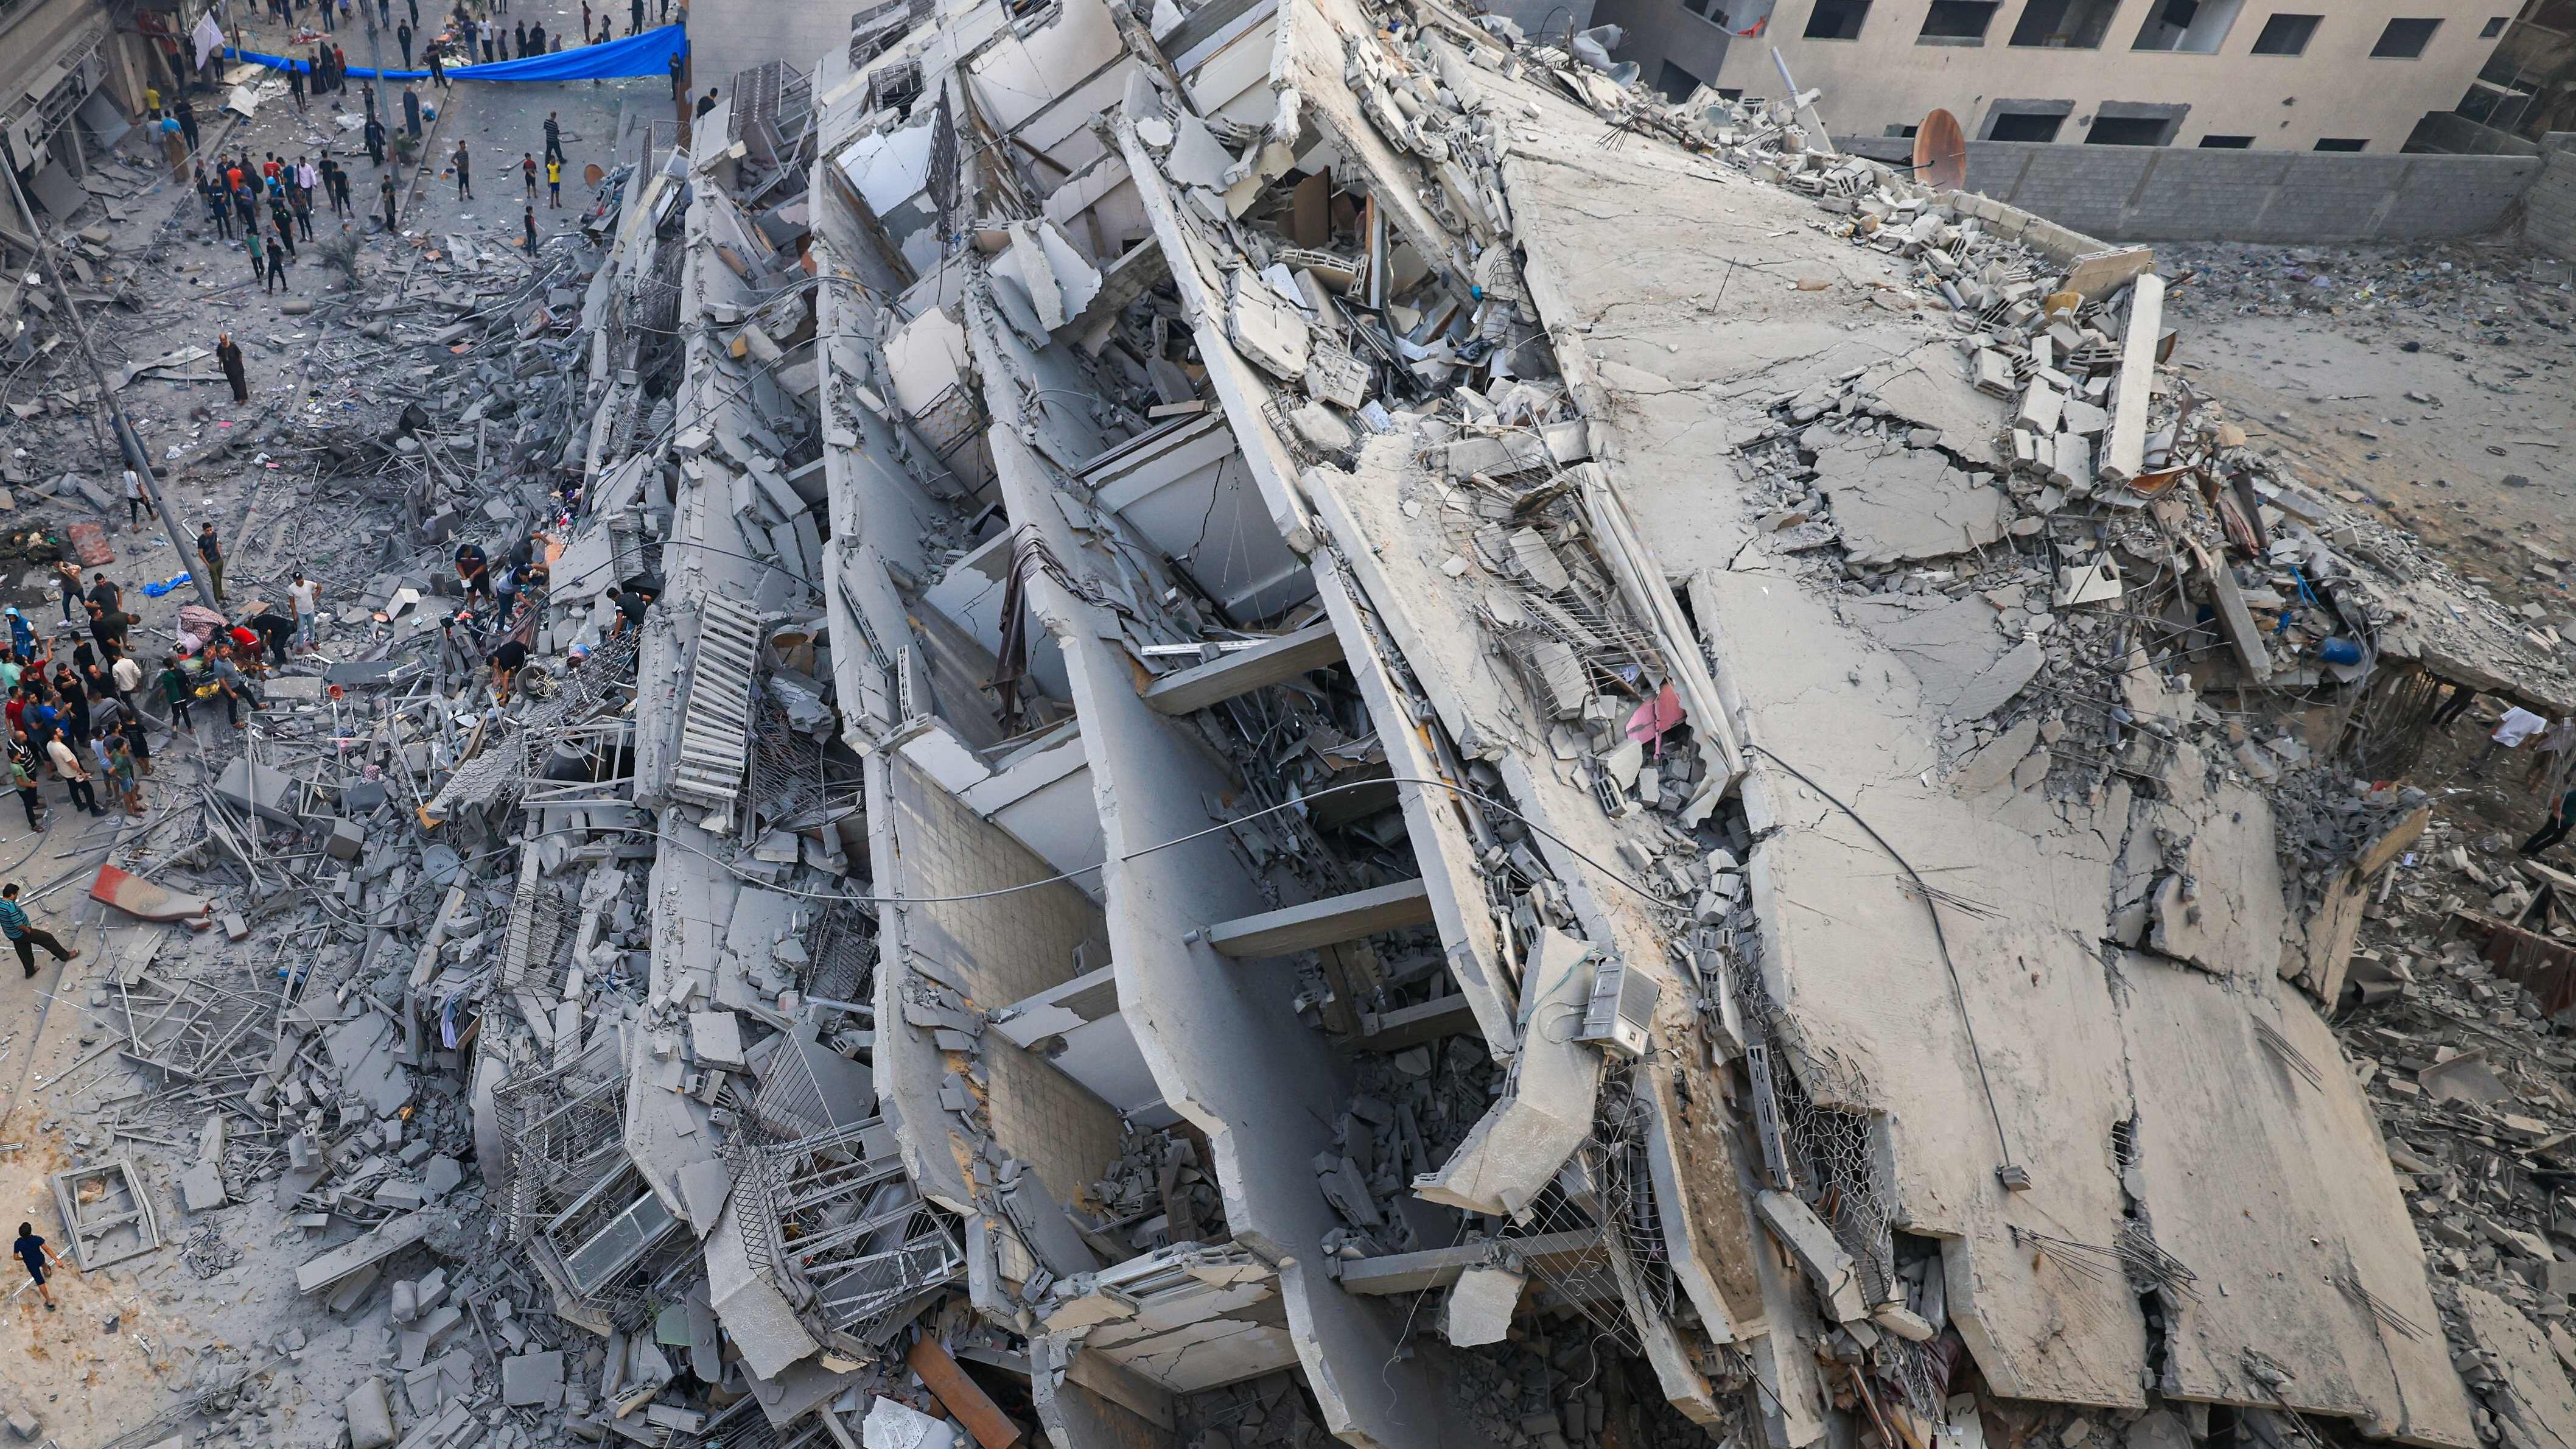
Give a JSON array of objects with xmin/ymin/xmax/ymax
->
[
  {"xmin": 0, "ymin": 13, "xmax": 645, "ymax": 1444},
  {"xmin": 2163, "ymin": 239, "xmax": 2576, "ymax": 630}
]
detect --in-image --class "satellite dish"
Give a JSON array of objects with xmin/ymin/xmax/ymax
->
[
  {"xmin": 1914, "ymin": 108, "xmax": 1967, "ymax": 192},
  {"xmin": 583, "ymin": 162, "xmax": 605, "ymax": 188}
]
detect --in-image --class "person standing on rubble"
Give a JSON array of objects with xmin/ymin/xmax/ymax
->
[
  {"xmin": 209, "ymin": 645, "xmax": 262, "ymax": 729},
  {"xmin": 396, "ymin": 18, "xmax": 413, "ymax": 65},
  {"xmin": 329, "ymin": 159, "xmax": 354, "ymax": 217},
  {"xmin": 123, "ymin": 469, "xmax": 145, "ymax": 530},
  {"xmin": 5, "ymin": 609, "xmax": 33, "ymax": 664},
  {"xmin": 452, "ymin": 141, "xmax": 472, "ymax": 200},
  {"xmin": 380, "ymin": 172, "xmax": 399, "ymax": 233},
  {"xmin": 520, "ymin": 151, "xmax": 538, "ymax": 201},
  {"xmin": 523, "ymin": 203, "xmax": 538, "ymax": 254},
  {"xmin": 105, "ymin": 734, "xmax": 141, "ymax": 818},
  {"xmin": 2522, "ymin": 782, "xmax": 2576, "ymax": 861},
  {"xmin": 156, "ymin": 658, "xmax": 195, "ymax": 732},
  {"xmin": 290, "ymin": 167, "xmax": 316, "ymax": 243},
  {"xmin": 200, "ymin": 165, "xmax": 231, "ymax": 239},
  {"xmin": 365, "ymin": 112, "xmax": 387, "ymax": 167},
  {"xmin": 51, "ymin": 562, "xmax": 80, "ymax": 627},
  {"xmin": 13, "ymin": 1222, "xmax": 71, "ymax": 1309},
  {"xmin": 545, "ymin": 156, "xmax": 561, "ymax": 208},
  {"xmin": 289, "ymin": 572, "xmax": 320, "ymax": 654},
  {"xmin": 263, "ymin": 222, "xmax": 289, "ymax": 293},
  {"xmin": 455, "ymin": 539, "xmax": 492, "ymax": 605},
  {"xmin": 175, "ymin": 97, "xmax": 198, "ymax": 155},
  {"xmin": 196, "ymin": 524, "xmax": 225, "ymax": 605},
  {"xmin": 216, "ymin": 333, "xmax": 247, "ymax": 405},
  {"xmin": 8, "ymin": 751, "xmax": 40, "ymax": 835},
  {"xmin": 44, "ymin": 732, "xmax": 99, "ymax": 818},
  {"xmin": 543, "ymin": 110, "xmax": 564, "ymax": 167},
  {"xmin": 427, "ymin": 38, "xmax": 448, "ymax": 89},
  {"xmin": 402, "ymin": 85, "xmax": 421, "ymax": 141},
  {"xmin": 110, "ymin": 652, "xmax": 139, "ymax": 718},
  {"xmin": 0, "ymin": 887, "xmax": 76, "ymax": 976}
]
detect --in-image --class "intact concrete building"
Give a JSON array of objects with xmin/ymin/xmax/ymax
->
[{"xmin": 1614, "ymin": 0, "xmax": 2516, "ymax": 149}]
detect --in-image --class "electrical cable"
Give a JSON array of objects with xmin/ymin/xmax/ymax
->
[{"xmin": 1740, "ymin": 740, "xmax": 2021, "ymax": 1182}]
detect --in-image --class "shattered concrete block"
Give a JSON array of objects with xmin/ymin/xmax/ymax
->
[
  {"xmin": 1755, "ymin": 1189, "xmax": 1869, "ymax": 1322},
  {"xmin": 327, "ymin": 819, "xmax": 365, "ymax": 861},
  {"xmin": 1444, "ymin": 1264, "xmax": 1525, "ymax": 1346},
  {"xmin": 179, "ymin": 1162, "xmax": 226, "ymax": 1212},
  {"xmin": 345, "ymin": 1378, "xmax": 396, "ymax": 1449},
  {"xmin": 502, "ymin": 1350, "xmax": 565, "ymax": 1409},
  {"xmin": 5, "ymin": 1411, "xmax": 38, "ymax": 1442}
]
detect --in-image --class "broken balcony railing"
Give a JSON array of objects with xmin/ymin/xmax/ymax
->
[
  {"xmin": 727, "ymin": 1117, "xmax": 963, "ymax": 1342},
  {"xmin": 493, "ymin": 1055, "xmax": 630, "ymax": 1238}
]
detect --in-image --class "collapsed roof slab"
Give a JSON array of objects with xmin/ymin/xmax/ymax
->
[
  {"xmin": 1488, "ymin": 74, "xmax": 2473, "ymax": 1443},
  {"xmin": 2113, "ymin": 952, "xmax": 2466, "ymax": 1440}
]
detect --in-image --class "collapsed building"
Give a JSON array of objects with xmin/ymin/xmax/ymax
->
[{"xmin": 34, "ymin": 6, "xmax": 2576, "ymax": 1449}]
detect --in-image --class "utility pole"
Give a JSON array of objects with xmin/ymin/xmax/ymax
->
[{"xmin": 0, "ymin": 138, "xmax": 223, "ymax": 611}]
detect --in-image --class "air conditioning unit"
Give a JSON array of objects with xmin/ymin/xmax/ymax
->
[{"xmin": 1575, "ymin": 952, "xmax": 1657, "ymax": 1059}]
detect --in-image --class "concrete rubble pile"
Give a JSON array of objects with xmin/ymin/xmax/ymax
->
[{"xmin": 32, "ymin": 7, "xmax": 2576, "ymax": 1449}]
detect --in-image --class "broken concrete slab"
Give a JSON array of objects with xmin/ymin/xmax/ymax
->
[
  {"xmin": 88, "ymin": 865, "xmax": 213, "ymax": 924},
  {"xmin": 1754, "ymin": 1190, "xmax": 1868, "ymax": 1322},
  {"xmin": 1444, "ymin": 1264, "xmax": 1525, "ymax": 1346},
  {"xmin": 502, "ymin": 1350, "xmax": 565, "ymax": 1409},
  {"xmin": 1814, "ymin": 443, "xmax": 2006, "ymax": 564},
  {"xmin": 2460, "ymin": 1287, "xmax": 2576, "ymax": 1449}
]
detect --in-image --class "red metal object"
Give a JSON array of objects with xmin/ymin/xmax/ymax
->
[{"xmin": 89, "ymin": 865, "xmax": 215, "ymax": 925}]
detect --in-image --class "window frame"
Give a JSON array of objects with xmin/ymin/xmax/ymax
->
[{"xmin": 2368, "ymin": 16, "xmax": 2440, "ymax": 56}]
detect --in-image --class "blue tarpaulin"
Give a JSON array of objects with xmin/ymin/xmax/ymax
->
[{"xmin": 223, "ymin": 23, "xmax": 684, "ymax": 83}]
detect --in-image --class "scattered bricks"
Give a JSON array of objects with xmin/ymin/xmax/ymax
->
[
  {"xmin": 220, "ymin": 913, "xmax": 249, "ymax": 942},
  {"xmin": 5, "ymin": 1411, "xmax": 38, "ymax": 1442}
]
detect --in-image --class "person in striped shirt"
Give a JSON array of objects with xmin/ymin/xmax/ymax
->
[{"xmin": 0, "ymin": 883, "xmax": 76, "ymax": 979}]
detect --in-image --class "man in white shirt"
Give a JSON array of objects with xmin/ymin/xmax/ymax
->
[
  {"xmin": 288, "ymin": 572, "xmax": 321, "ymax": 653},
  {"xmin": 2478, "ymin": 704, "xmax": 2552, "ymax": 776},
  {"xmin": 43, "ymin": 737, "xmax": 99, "ymax": 816}
]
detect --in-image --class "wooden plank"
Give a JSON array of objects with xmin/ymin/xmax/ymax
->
[
  {"xmin": 1205, "ymin": 878, "xmax": 1433, "ymax": 958},
  {"xmin": 1140, "ymin": 622, "xmax": 1344, "ymax": 715}
]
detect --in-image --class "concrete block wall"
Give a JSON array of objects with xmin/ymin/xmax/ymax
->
[
  {"xmin": 2527, "ymin": 135, "xmax": 2576, "ymax": 261},
  {"xmin": 1950, "ymin": 142, "xmax": 2539, "ymax": 244}
]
